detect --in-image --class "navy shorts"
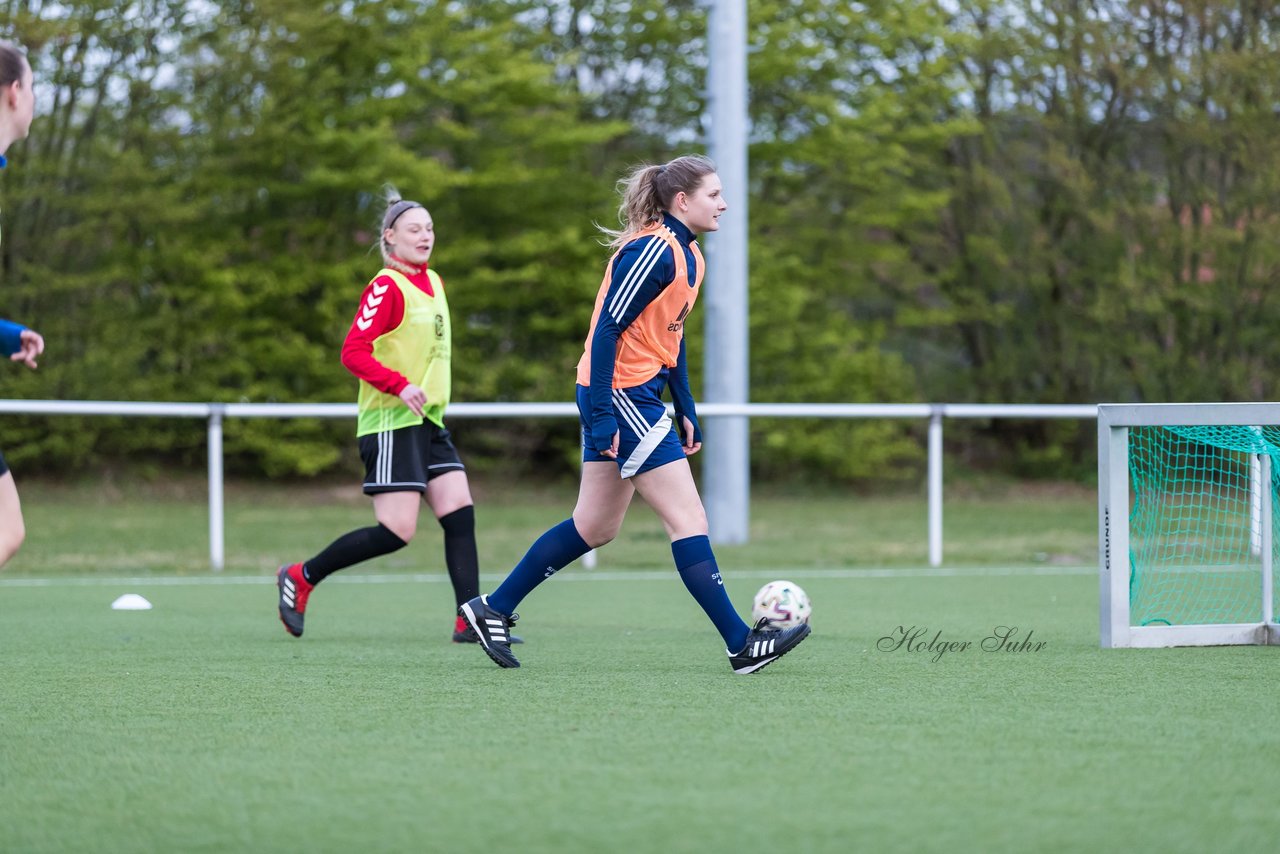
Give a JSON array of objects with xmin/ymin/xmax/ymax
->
[
  {"xmin": 0, "ymin": 448, "xmax": 7, "ymax": 477},
  {"xmin": 358, "ymin": 421, "xmax": 465, "ymax": 495},
  {"xmin": 578, "ymin": 379, "xmax": 685, "ymax": 479}
]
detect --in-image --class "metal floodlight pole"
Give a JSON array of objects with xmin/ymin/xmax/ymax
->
[{"xmin": 703, "ymin": 0, "xmax": 750, "ymax": 544}]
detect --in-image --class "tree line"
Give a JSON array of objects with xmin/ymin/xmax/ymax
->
[{"xmin": 1, "ymin": 0, "xmax": 1276, "ymax": 483}]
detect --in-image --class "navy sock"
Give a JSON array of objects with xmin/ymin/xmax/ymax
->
[
  {"xmin": 488, "ymin": 519, "xmax": 590, "ymax": 616},
  {"xmin": 303, "ymin": 523, "xmax": 407, "ymax": 585},
  {"xmin": 438, "ymin": 506, "xmax": 480, "ymax": 608},
  {"xmin": 672, "ymin": 535, "xmax": 750, "ymax": 652}
]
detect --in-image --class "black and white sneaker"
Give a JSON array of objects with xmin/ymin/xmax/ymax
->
[
  {"xmin": 458, "ymin": 595, "xmax": 521, "ymax": 668},
  {"xmin": 728, "ymin": 618, "xmax": 811, "ymax": 674},
  {"xmin": 452, "ymin": 615, "xmax": 524, "ymax": 645}
]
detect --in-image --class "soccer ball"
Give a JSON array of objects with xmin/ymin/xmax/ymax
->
[{"xmin": 751, "ymin": 580, "xmax": 812, "ymax": 629}]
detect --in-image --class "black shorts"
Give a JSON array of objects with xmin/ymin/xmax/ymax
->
[
  {"xmin": 358, "ymin": 421, "xmax": 465, "ymax": 495},
  {"xmin": 0, "ymin": 448, "xmax": 8, "ymax": 477}
]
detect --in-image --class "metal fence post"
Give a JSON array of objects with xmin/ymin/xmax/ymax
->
[
  {"xmin": 928, "ymin": 406, "xmax": 944, "ymax": 568},
  {"xmin": 208, "ymin": 405, "xmax": 225, "ymax": 571}
]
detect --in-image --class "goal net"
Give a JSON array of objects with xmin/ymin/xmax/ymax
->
[{"xmin": 1099, "ymin": 404, "xmax": 1280, "ymax": 647}]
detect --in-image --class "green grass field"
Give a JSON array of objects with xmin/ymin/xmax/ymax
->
[{"xmin": 3, "ymin": 480, "xmax": 1279, "ymax": 852}]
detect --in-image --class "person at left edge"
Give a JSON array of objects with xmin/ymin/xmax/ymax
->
[
  {"xmin": 276, "ymin": 191, "xmax": 519, "ymax": 645},
  {"xmin": 0, "ymin": 39, "xmax": 46, "ymax": 569}
]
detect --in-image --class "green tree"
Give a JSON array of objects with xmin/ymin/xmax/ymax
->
[
  {"xmin": 744, "ymin": 0, "xmax": 968, "ymax": 481},
  {"xmin": 13, "ymin": 0, "xmax": 1280, "ymax": 486},
  {"xmin": 926, "ymin": 1, "xmax": 1280, "ymax": 475},
  {"xmin": 2, "ymin": 0, "xmax": 626, "ymax": 477}
]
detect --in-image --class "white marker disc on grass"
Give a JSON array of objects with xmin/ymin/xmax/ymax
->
[{"xmin": 111, "ymin": 594, "xmax": 153, "ymax": 611}]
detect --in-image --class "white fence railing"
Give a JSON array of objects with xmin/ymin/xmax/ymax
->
[{"xmin": 0, "ymin": 399, "xmax": 1099, "ymax": 570}]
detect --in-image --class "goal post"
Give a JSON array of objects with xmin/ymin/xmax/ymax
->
[{"xmin": 1098, "ymin": 403, "xmax": 1280, "ymax": 648}]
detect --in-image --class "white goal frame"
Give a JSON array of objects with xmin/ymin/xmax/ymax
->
[{"xmin": 1098, "ymin": 403, "xmax": 1280, "ymax": 648}]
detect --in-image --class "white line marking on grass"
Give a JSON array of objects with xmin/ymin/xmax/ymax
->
[{"xmin": 0, "ymin": 565, "xmax": 1094, "ymax": 588}]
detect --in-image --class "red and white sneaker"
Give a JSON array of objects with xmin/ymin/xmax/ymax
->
[{"xmin": 276, "ymin": 563, "xmax": 314, "ymax": 638}]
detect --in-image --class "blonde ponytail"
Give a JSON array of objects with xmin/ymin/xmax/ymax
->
[{"xmin": 598, "ymin": 154, "xmax": 717, "ymax": 250}]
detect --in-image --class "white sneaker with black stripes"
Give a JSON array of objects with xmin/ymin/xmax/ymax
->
[
  {"xmin": 728, "ymin": 618, "xmax": 811, "ymax": 674},
  {"xmin": 459, "ymin": 595, "xmax": 521, "ymax": 668}
]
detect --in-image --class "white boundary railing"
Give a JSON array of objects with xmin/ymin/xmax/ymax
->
[{"xmin": 0, "ymin": 399, "xmax": 1097, "ymax": 570}]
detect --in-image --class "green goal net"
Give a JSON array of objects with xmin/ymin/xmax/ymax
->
[{"xmin": 1128, "ymin": 425, "xmax": 1280, "ymax": 627}]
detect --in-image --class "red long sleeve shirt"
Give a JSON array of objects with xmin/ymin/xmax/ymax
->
[{"xmin": 339, "ymin": 257, "xmax": 438, "ymax": 396}]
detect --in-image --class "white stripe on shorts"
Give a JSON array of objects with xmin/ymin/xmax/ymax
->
[
  {"xmin": 620, "ymin": 413, "xmax": 673, "ymax": 479},
  {"xmin": 612, "ymin": 389, "xmax": 650, "ymax": 437},
  {"xmin": 379, "ymin": 429, "xmax": 394, "ymax": 485}
]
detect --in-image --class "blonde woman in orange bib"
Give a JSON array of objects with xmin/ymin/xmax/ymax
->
[{"xmin": 460, "ymin": 155, "xmax": 810, "ymax": 674}]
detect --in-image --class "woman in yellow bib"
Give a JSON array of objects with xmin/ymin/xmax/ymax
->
[{"xmin": 277, "ymin": 192, "xmax": 518, "ymax": 645}]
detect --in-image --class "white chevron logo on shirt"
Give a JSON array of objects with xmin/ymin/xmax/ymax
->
[
  {"xmin": 365, "ymin": 293, "xmax": 384, "ymax": 307},
  {"xmin": 356, "ymin": 317, "xmax": 373, "ymax": 331},
  {"xmin": 372, "ymin": 282, "xmax": 389, "ymax": 296},
  {"xmin": 361, "ymin": 305, "xmax": 377, "ymax": 320}
]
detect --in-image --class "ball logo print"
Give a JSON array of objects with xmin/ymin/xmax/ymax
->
[{"xmin": 751, "ymin": 580, "xmax": 812, "ymax": 629}]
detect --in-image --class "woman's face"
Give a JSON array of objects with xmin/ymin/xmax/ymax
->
[
  {"xmin": 5, "ymin": 60, "xmax": 35, "ymax": 141},
  {"xmin": 674, "ymin": 172, "xmax": 727, "ymax": 234},
  {"xmin": 384, "ymin": 207, "xmax": 434, "ymax": 266}
]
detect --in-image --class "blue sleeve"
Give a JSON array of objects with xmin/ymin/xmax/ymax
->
[
  {"xmin": 585, "ymin": 235, "xmax": 677, "ymax": 452},
  {"xmin": 0, "ymin": 319, "xmax": 26, "ymax": 357},
  {"xmin": 668, "ymin": 337, "xmax": 701, "ymax": 444}
]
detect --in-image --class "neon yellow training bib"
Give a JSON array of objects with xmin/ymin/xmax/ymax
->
[{"xmin": 356, "ymin": 268, "xmax": 451, "ymax": 436}]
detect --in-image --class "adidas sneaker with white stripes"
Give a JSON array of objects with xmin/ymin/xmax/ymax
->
[
  {"xmin": 459, "ymin": 595, "xmax": 521, "ymax": 668},
  {"xmin": 276, "ymin": 563, "xmax": 313, "ymax": 638},
  {"xmin": 728, "ymin": 618, "xmax": 811, "ymax": 674}
]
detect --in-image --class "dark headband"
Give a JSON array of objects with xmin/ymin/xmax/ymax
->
[{"xmin": 383, "ymin": 200, "xmax": 424, "ymax": 231}]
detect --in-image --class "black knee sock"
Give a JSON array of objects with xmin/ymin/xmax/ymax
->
[
  {"xmin": 303, "ymin": 523, "xmax": 407, "ymax": 585},
  {"xmin": 438, "ymin": 505, "xmax": 479, "ymax": 608}
]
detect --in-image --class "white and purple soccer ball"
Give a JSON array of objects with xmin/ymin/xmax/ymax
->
[{"xmin": 751, "ymin": 580, "xmax": 812, "ymax": 629}]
